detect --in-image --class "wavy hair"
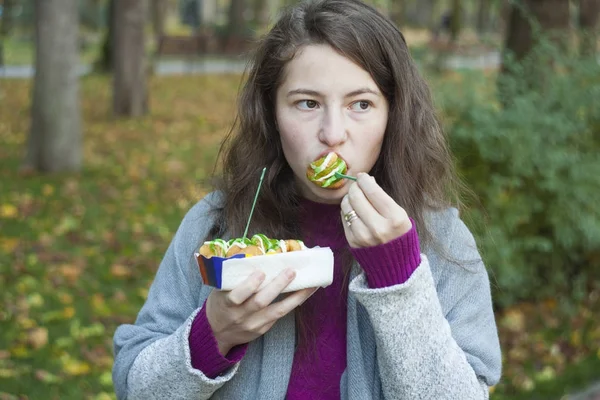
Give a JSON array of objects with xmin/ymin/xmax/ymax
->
[{"xmin": 209, "ymin": 0, "xmax": 460, "ymax": 250}]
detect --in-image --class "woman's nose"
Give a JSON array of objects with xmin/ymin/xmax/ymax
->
[{"xmin": 318, "ymin": 108, "xmax": 347, "ymax": 147}]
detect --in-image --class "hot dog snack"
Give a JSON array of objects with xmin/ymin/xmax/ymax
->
[
  {"xmin": 199, "ymin": 234, "xmax": 307, "ymax": 258},
  {"xmin": 306, "ymin": 152, "xmax": 347, "ymax": 189},
  {"xmin": 196, "ymin": 234, "xmax": 333, "ymax": 292}
]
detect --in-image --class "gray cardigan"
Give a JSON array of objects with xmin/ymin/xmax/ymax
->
[{"xmin": 112, "ymin": 192, "xmax": 502, "ymax": 399}]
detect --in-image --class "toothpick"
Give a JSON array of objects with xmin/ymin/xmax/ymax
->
[
  {"xmin": 243, "ymin": 167, "xmax": 267, "ymax": 239},
  {"xmin": 335, "ymin": 171, "xmax": 357, "ymax": 181}
]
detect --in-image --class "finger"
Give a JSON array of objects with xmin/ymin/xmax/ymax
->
[
  {"xmin": 340, "ymin": 194, "xmax": 362, "ymax": 239},
  {"xmin": 260, "ymin": 287, "xmax": 319, "ymax": 324},
  {"xmin": 227, "ymin": 270, "xmax": 266, "ymax": 306},
  {"xmin": 356, "ymin": 173, "xmax": 402, "ymax": 218},
  {"xmin": 246, "ymin": 269, "xmax": 296, "ymax": 312},
  {"xmin": 346, "ymin": 180, "xmax": 386, "ymax": 232}
]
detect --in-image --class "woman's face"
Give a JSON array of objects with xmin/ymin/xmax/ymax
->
[{"xmin": 275, "ymin": 44, "xmax": 389, "ymax": 204}]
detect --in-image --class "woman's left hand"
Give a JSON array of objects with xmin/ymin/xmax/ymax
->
[{"xmin": 340, "ymin": 173, "xmax": 412, "ymax": 249}]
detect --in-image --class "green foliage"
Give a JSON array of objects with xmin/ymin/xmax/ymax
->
[
  {"xmin": 491, "ymin": 355, "xmax": 600, "ymax": 400},
  {"xmin": 437, "ymin": 50, "xmax": 600, "ymax": 308}
]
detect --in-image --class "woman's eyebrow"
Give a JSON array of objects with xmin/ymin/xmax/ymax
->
[
  {"xmin": 287, "ymin": 88, "xmax": 321, "ymax": 97},
  {"xmin": 286, "ymin": 87, "xmax": 380, "ymax": 98},
  {"xmin": 344, "ymin": 88, "xmax": 380, "ymax": 98}
]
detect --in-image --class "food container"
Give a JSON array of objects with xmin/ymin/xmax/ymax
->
[{"xmin": 195, "ymin": 247, "xmax": 334, "ymax": 292}]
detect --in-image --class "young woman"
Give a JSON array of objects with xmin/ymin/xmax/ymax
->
[{"xmin": 112, "ymin": 0, "xmax": 502, "ymax": 398}]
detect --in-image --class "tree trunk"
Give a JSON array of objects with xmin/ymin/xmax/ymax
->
[
  {"xmin": 95, "ymin": 0, "xmax": 115, "ymax": 73},
  {"xmin": 24, "ymin": 0, "xmax": 81, "ymax": 172},
  {"xmin": 253, "ymin": 0, "xmax": 270, "ymax": 30},
  {"xmin": 150, "ymin": 0, "xmax": 168, "ymax": 41},
  {"xmin": 389, "ymin": 0, "xmax": 405, "ymax": 28},
  {"xmin": 415, "ymin": 0, "xmax": 435, "ymax": 29},
  {"xmin": 113, "ymin": 0, "xmax": 148, "ymax": 117},
  {"xmin": 225, "ymin": 0, "xmax": 247, "ymax": 52},
  {"xmin": 228, "ymin": 0, "xmax": 246, "ymax": 37},
  {"xmin": 476, "ymin": 0, "xmax": 491, "ymax": 36},
  {"xmin": 449, "ymin": 0, "xmax": 462, "ymax": 43},
  {"xmin": 200, "ymin": 0, "xmax": 218, "ymax": 26},
  {"xmin": 0, "ymin": 0, "xmax": 16, "ymax": 66},
  {"xmin": 579, "ymin": 0, "xmax": 600, "ymax": 56},
  {"xmin": 502, "ymin": 0, "xmax": 570, "ymax": 64},
  {"xmin": 0, "ymin": 0, "xmax": 15, "ymax": 34},
  {"xmin": 498, "ymin": 0, "xmax": 571, "ymax": 103}
]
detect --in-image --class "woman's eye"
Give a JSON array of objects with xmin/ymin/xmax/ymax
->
[
  {"xmin": 350, "ymin": 101, "xmax": 371, "ymax": 111},
  {"xmin": 297, "ymin": 100, "xmax": 319, "ymax": 109}
]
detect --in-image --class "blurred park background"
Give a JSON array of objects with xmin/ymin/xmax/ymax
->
[{"xmin": 0, "ymin": 0, "xmax": 599, "ymax": 399}]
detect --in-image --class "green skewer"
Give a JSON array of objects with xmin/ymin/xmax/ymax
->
[
  {"xmin": 334, "ymin": 171, "xmax": 357, "ymax": 181},
  {"xmin": 243, "ymin": 167, "xmax": 267, "ymax": 239}
]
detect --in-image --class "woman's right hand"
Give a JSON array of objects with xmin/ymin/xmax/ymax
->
[{"xmin": 205, "ymin": 269, "xmax": 317, "ymax": 355}]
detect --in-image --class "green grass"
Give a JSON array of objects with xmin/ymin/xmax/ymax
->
[
  {"xmin": 0, "ymin": 74, "xmax": 240, "ymax": 399},
  {"xmin": 1, "ymin": 36, "xmax": 101, "ymax": 66},
  {"xmin": 0, "ymin": 73, "xmax": 599, "ymax": 399}
]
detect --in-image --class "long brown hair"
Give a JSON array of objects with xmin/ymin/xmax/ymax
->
[{"xmin": 209, "ymin": 0, "xmax": 459, "ymax": 250}]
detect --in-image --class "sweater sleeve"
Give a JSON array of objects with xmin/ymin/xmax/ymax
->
[
  {"xmin": 349, "ymin": 208, "xmax": 502, "ymax": 400},
  {"xmin": 189, "ymin": 302, "xmax": 248, "ymax": 378},
  {"xmin": 112, "ymin": 194, "xmax": 243, "ymax": 400},
  {"xmin": 349, "ymin": 219, "xmax": 421, "ymax": 288}
]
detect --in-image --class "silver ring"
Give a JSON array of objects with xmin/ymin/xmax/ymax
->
[{"xmin": 344, "ymin": 210, "xmax": 359, "ymax": 226}]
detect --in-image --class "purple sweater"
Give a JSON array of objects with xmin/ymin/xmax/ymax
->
[{"xmin": 188, "ymin": 199, "xmax": 421, "ymax": 398}]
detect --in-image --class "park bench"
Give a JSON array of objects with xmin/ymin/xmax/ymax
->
[
  {"xmin": 156, "ymin": 34, "xmax": 213, "ymax": 57},
  {"xmin": 153, "ymin": 33, "xmax": 254, "ymax": 74},
  {"xmin": 156, "ymin": 33, "xmax": 253, "ymax": 58}
]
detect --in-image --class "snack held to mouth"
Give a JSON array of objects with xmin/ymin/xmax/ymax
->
[
  {"xmin": 196, "ymin": 234, "xmax": 334, "ymax": 292},
  {"xmin": 306, "ymin": 152, "xmax": 348, "ymax": 189}
]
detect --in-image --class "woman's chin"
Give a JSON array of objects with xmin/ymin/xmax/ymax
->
[{"xmin": 301, "ymin": 180, "xmax": 348, "ymax": 204}]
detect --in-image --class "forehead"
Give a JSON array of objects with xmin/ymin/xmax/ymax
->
[{"xmin": 279, "ymin": 44, "xmax": 380, "ymax": 94}]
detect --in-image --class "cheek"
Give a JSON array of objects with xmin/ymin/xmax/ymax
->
[
  {"xmin": 360, "ymin": 112, "xmax": 387, "ymax": 166},
  {"xmin": 278, "ymin": 123, "xmax": 307, "ymax": 167},
  {"xmin": 278, "ymin": 111, "xmax": 311, "ymax": 149}
]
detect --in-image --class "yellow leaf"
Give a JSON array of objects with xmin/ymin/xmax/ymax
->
[
  {"xmin": 55, "ymin": 336, "xmax": 75, "ymax": 349},
  {"xmin": 0, "ymin": 204, "xmax": 18, "ymax": 218},
  {"xmin": 35, "ymin": 369, "xmax": 61, "ymax": 383},
  {"xmin": 53, "ymin": 215, "xmax": 79, "ymax": 235},
  {"xmin": 38, "ymin": 232, "xmax": 54, "ymax": 246},
  {"xmin": 58, "ymin": 292, "xmax": 74, "ymax": 305},
  {"xmin": 99, "ymin": 371, "xmax": 113, "ymax": 387},
  {"xmin": 91, "ymin": 293, "xmax": 111, "ymax": 316},
  {"xmin": 11, "ymin": 344, "xmax": 30, "ymax": 358},
  {"xmin": 137, "ymin": 287, "xmax": 149, "ymax": 300},
  {"xmin": 535, "ymin": 366, "xmax": 555, "ymax": 382},
  {"xmin": 543, "ymin": 298, "xmax": 557, "ymax": 310},
  {"xmin": 27, "ymin": 327, "xmax": 49, "ymax": 349},
  {"xmin": 57, "ymin": 264, "xmax": 83, "ymax": 284},
  {"xmin": 111, "ymin": 264, "xmax": 132, "ymax": 279},
  {"xmin": 42, "ymin": 184, "xmax": 54, "ymax": 196},
  {"xmin": 63, "ymin": 306, "xmax": 75, "ymax": 319},
  {"xmin": 62, "ymin": 357, "xmax": 91, "ymax": 376},
  {"xmin": 27, "ymin": 293, "xmax": 44, "ymax": 308},
  {"xmin": 571, "ymin": 331, "xmax": 582, "ymax": 346},
  {"xmin": 97, "ymin": 355, "xmax": 113, "ymax": 369},
  {"xmin": 0, "ymin": 237, "xmax": 19, "ymax": 253},
  {"xmin": 0, "ymin": 368, "xmax": 19, "ymax": 378},
  {"xmin": 93, "ymin": 392, "xmax": 115, "ymax": 400},
  {"xmin": 17, "ymin": 317, "xmax": 36, "ymax": 330},
  {"xmin": 501, "ymin": 308, "xmax": 525, "ymax": 332}
]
